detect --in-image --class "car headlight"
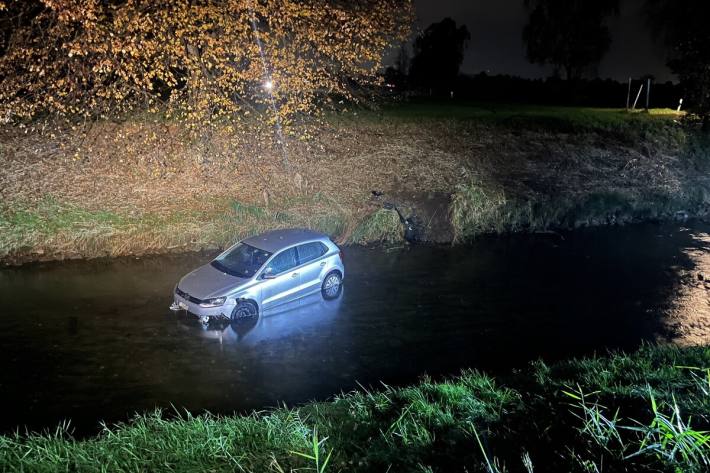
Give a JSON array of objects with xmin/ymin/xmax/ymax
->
[{"xmin": 199, "ymin": 297, "xmax": 226, "ymax": 308}]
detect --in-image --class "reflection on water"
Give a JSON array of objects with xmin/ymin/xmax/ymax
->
[
  {"xmin": 0, "ymin": 222, "xmax": 709, "ymax": 435},
  {"xmin": 195, "ymin": 291, "xmax": 345, "ymax": 347},
  {"xmin": 665, "ymin": 229, "xmax": 710, "ymax": 346}
]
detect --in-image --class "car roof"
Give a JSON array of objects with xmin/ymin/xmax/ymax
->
[{"xmin": 241, "ymin": 228, "xmax": 330, "ymax": 253}]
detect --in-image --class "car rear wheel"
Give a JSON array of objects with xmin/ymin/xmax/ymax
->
[
  {"xmin": 231, "ymin": 300, "xmax": 258, "ymax": 321},
  {"xmin": 321, "ymin": 271, "xmax": 342, "ymax": 300}
]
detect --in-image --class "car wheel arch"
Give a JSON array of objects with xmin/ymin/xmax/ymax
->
[{"xmin": 231, "ymin": 298, "xmax": 259, "ymax": 320}]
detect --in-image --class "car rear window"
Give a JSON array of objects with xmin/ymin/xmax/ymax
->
[
  {"xmin": 267, "ymin": 247, "xmax": 299, "ymax": 275},
  {"xmin": 297, "ymin": 242, "xmax": 328, "ymax": 264}
]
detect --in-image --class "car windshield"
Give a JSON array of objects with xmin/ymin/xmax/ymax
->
[{"xmin": 211, "ymin": 243, "xmax": 272, "ymax": 278}]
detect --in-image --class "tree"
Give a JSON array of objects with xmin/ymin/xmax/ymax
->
[
  {"xmin": 645, "ymin": 0, "xmax": 710, "ymax": 131},
  {"xmin": 523, "ymin": 0, "xmax": 619, "ymax": 81},
  {"xmin": 395, "ymin": 44, "xmax": 411, "ymax": 77},
  {"xmin": 409, "ymin": 18, "xmax": 470, "ymax": 93},
  {"xmin": 383, "ymin": 44, "xmax": 410, "ymax": 91},
  {"xmin": 0, "ymin": 0, "xmax": 412, "ymax": 130}
]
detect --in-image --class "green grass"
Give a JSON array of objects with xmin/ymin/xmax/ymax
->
[
  {"xmin": 2, "ymin": 178, "xmax": 706, "ymax": 261},
  {"xmin": 348, "ymin": 100, "xmax": 681, "ymax": 128},
  {"xmin": 0, "ymin": 196, "xmax": 223, "ymax": 261},
  {"xmin": 0, "ymin": 196, "xmax": 401, "ymax": 263},
  {"xmin": 0, "ymin": 196, "xmax": 133, "ymax": 258},
  {"xmin": 1, "ymin": 345, "xmax": 708, "ymax": 472},
  {"xmin": 449, "ymin": 181, "xmax": 710, "ymax": 241},
  {"xmin": 348, "ymin": 209, "xmax": 402, "ymax": 244},
  {"xmin": 211, "ymin": 197, "xmax": 353, "ymax": 248},
  {"xmin": 340, "ymin": 100, "xmax": 693, "ymax": 153}
]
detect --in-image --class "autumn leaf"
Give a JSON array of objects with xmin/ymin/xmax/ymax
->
[{"xmin": 0, "ymin": 0, "xmax": 414, "ymax": 139}]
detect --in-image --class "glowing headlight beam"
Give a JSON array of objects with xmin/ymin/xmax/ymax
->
[{"xmin": 248, "ymin": 2, "xmax": 289, "ymax": 168}]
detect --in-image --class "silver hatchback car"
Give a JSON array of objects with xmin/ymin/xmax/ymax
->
[{"xmin": 171, "ymin": 229, "xmax": 344, "ymax": 324}]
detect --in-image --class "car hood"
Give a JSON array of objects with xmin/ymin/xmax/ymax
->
[{"xmin": 178, "ymin": 263, "xmax": 249, "ymax": 300}]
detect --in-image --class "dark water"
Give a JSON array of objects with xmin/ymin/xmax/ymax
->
[{"xmin": 1, "ymin": 223, "xmax": 707, "ymax": 435}]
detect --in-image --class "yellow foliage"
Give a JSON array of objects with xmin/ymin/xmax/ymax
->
[{"xmin": 0, "ymin": 0, "xmax": 413, "ymax": 135}]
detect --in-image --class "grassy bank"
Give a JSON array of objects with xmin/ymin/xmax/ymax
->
[
  {"xmin": 0, "ymin": 195, "xmax": 398, "ymax": 263},
  {"xmin": 1, "ymin": 345, "xmax": 708, "ymax": 472},
  {"xmin": 450, "ymin": 185, "xmax": 710, "ymax": 239},
  {"xmin": 2, "ymin": 103, "xmax": 709, "ymax": 263},
  {"xmin": 362, "ymin": 101, "xmax": 685, "ymax": 128}
]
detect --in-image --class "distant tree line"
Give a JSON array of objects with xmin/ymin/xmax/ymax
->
[
  {"xmin": 645, "ymin": 0, "xmax": 710, "ymax": 130},
  {"xmin": 388, "ymin": 0, "xmax": 709, "ymax": 129},
  {"xmin": 455, "ymin": 74, "xmax": 681, "ymax": 109},
  {"xmin": 385, "ymin": 71, "xmax": 683, "ymax": 109},
  {"xmin": 523, "ymin": 0, "xmax": 619, "ymax": 82}
]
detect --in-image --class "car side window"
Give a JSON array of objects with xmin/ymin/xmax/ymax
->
[
  {"xmin": 266, "ymin": 247, "xmax": 298, "ymax": 275},
  {"xmin": 297, "ymin": 242, "xmax": 327, "ymax": 265}
]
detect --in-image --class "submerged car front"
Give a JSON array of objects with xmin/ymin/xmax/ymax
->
[{"xmin": 172, "ymin": 242, "xmax": 272, "ymax": 321}]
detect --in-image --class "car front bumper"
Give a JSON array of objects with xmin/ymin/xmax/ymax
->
[{"xmin": 172, "ymin": 292, "xmax": 234, "ymax": 319}]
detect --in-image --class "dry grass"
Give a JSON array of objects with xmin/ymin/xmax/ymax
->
[
  {"xmin": 349, "ymin": 209, "xmax": 402, "ymax": 244},
  {"xmin": 1, "ymin": 107, "xmax": 708, "ymax": 263}
]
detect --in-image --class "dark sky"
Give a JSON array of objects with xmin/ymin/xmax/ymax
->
[{"xmin": 413, "ymin": 0, "xmax": 675, "ymax": 82}]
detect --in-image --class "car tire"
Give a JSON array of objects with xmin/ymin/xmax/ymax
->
[
  {"xmin": 231, "ymin": 300, "xmax": 258, "ymax": 321},
  {"xmin": 321, "ymin": 271, "xmax": 343, "ymax": 300}
]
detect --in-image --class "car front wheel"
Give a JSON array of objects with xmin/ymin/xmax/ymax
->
[
  {"xmin": 231, "ymin": 300, "xmax": 258, "ymax": 321},
  {"xmin": 321, "ymin": 271, "xmax": 342, "ymax": 300}
]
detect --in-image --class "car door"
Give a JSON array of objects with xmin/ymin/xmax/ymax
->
[
  {"xmin": 260, "ymin": 247, "xmax": 301, "ymax": 309},
  {"xmin": 295, "ymin": 242, "xmax": 329, "ymax": 298}
]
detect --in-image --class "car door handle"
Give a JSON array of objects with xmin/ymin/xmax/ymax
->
[
  {"xmin": 320, "ymin": 261, "xmax": 326, "ymax": 266},
  {"xmin": 291, "ymin": 272, "xmax": 299, "ymax": 278}
]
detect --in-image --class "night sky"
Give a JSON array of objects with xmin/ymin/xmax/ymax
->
[{"xmin": 413, "ymin": 0, "xmax": 675, "ymax": 82}]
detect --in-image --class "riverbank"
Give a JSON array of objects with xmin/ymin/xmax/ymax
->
[
  {"xmin": 1, "ymin": 344, "xmax": 708, "ymax": 472},
  {"xmin": 2, "ymin": 103, "xmax": 709, "ymax": 265}
]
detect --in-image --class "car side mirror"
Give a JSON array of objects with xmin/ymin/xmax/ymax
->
[{"xmin": 262, "ymin": 268, "xmax": 276, "ymax": 279}]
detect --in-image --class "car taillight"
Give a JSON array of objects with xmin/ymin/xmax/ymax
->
[{"xmin": 339, "ymin": 248, "xmax": 343, "ymax": 261}]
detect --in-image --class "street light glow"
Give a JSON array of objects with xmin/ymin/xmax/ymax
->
[{"xmin": 264, "ymin": 80, "xmax": 273, "ymax": 91}]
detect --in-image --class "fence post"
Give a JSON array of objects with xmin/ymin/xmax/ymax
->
[
  {"xmin": 626, "ymin": 77, "xmax": 632, "ymax": 110},
  {"xmin": 632, "ymin": 84, "xmax": 644, "ymax": 110}
]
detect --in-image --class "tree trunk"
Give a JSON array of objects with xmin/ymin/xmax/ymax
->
[{"xmin": 564, "ymin": 65, "xmax": 573, "ymax": 82}]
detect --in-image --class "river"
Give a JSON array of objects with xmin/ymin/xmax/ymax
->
[{"xmin": 1, "ymin": 222, "xmax": 708, "ymax": 434}]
